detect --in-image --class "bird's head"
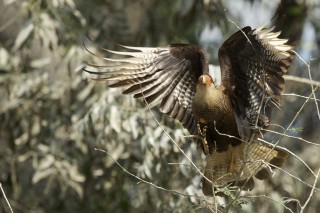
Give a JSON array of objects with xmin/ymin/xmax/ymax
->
[
  {"xmin": 195, "ymin": 74, "xmax": 220, "ymax": 102},
  {"xmin": 197, "ymin": 75, "xmax": 214, "ymax": 88}
]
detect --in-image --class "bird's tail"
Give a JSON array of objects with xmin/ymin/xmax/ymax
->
[{"xmin": 202, "ymin": 141, "xmax": 288, "ymax": 196}]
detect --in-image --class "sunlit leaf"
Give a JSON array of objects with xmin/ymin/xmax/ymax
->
[
  {"xmin": 13, "ymin": 19, "xmax": 34, "ymax": 51},
  {"xmin": 38, "ymin": 155, "xmax": 55, "ymax": 170},
  {"xmin": 3, "ymin": 0, "xmax": 17, "ymax": 5},
  {"xmin": 32, "ymin": 168, "xmax": 55, "ymax": 184},
  {"xmin": 110, "ymin": 105, "xmax": 121, "ymax": 133},
  {"xmin": 0, "ymin": 48, "xmax": 9, "ymax": 66},
  {"xmin": 30, "ymin": 57, "xmax": 51, "ymax": 69}
]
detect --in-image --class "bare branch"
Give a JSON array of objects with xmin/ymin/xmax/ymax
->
[
  {"xmin": 277, "ymin": 90, "xmax": 318, "ymax": 168},
  {"xmin": 300, "ymin": 168, "xmax": 320, "ymax": 213},
  {"xmin": 0, "ymin": 182, "xmax": 13, "ymax": 213},
  {"xmin": 248, "ymin": 195, "xmax": 295, "ymax": 213},
  {"xmin": 282, "ymin": 93, "xmax": 320, "ymax": 102},
  {"xmin": 284, "ymin": 75, "xmax": 320, "ymax": 87},
  {"xmin": 264, "ymin": 128, "xmax": 320, "ymax": 147},
  {"xmin": 140, "ymin": 89, "xmax": 213, "ymax": 185},
  {"xmin": 291, "ymin": 51, "xmax": 320, "ymax": 119},
  {"xmin": 95, "ymin": 148, "xmax": 206, "ymax": 200},
  {"xmin": 258, "ymin": 138, "xmax": 317, "ymax": 178}
]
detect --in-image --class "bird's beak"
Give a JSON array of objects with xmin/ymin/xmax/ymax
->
[
  {"xmin": 198, "ymin": 75, "xmax": 213, "ymax": 87},
  {"xmin": 202, "ymin": 76, "xmax": 206, "ymax": 85}
]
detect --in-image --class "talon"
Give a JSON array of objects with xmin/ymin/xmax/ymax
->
[
  {"xmin": 229, "ymin": 149, "xmax": 235, "ymax": 174},
  {"xmin": 197, "ymin": 122, "xmax": 202, "ymax": 134},
  {"xmin": 202, "ymin": 136, "xmax": 209, "ymax": 155},
  {"xmin": 197, "ymin": 122, "xmax": 209, "ymax": 155}
]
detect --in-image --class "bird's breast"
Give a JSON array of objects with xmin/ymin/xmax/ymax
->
[
  {"xmin": 193, "ymin": 86, "xmax": 240, "ymax": 154},
  {"xmin": 192, "ymin": 86, "xmax": 234, "ymax": 126}
]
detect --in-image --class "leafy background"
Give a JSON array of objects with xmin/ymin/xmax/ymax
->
[{"xmin": 0, "ymin": 0, "xmax": 319, "ymax": 212}]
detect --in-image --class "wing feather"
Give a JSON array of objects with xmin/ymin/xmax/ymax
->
[
  {"xmin": 219, "ymin": 26, "xmax": 293, "ymax": 139},
  {"xmin": 85, "ymin": 44, "xmax": 209, "ymax": 134}
]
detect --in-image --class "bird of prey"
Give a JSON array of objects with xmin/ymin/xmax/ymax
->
[{"xmin": 85, "ymin": 25, "xmax": 292, "ymax": 196}]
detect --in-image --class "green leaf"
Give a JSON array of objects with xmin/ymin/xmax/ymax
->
[{"xmin": 13, "ymin": 19, "xmax": 34, "ymax": 51}]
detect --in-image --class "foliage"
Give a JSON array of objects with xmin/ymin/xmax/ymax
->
[{"xmin": 0, "ymin": 0, "xmax": 319, "ymax": 212}]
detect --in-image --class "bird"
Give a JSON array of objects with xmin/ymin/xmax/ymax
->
[{"xmin": 85, "ymin": 25, "xmax": 293, "ymax": 196}]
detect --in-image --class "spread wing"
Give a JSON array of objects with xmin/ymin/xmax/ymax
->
[
  {"xmin": 218, "ymin": 26, "xmax": 293, "ymax": 139},
  {"xmin": 85, "ymin": 44, "xmax": 210, "ymax": 134}
]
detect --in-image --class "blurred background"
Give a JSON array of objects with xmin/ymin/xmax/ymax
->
[{"xmin": 0, "ymin": 0, "xmax": 319, "ymax": 212}]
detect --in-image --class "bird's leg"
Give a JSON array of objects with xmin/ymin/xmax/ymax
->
[
  {"xmin": 197, "ymin": 122, "xmax": 209, "ymax": 155},
  {"xmin": 229, "ymin": 148, "xmax": 235, "ymax": 174}
]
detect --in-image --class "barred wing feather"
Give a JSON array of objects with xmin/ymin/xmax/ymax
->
[
  {"xmin": 218, "ymin": 26, "xmax": 293, "ymax": 139},
  {"xmin": 86, "ymin": 44, "xmax": 210, "ymax": 134}
]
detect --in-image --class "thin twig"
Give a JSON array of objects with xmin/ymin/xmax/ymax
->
[
  {"xmin": 291, "ymin": 51, "xmax": 320, "ymax": 119},
  {"xmin": 282, "ymin": 93, "xmax": 320, "ymax": 102},
  {"xmin": 266, "ymin": 164, "xmax": 316, "ymax": 190},
  {"xmin": 141, "ymin": 97, "xmax": 213, "ymax": 185},
  {"xmin": 276, "ymin": 89, "xmax": 319, "ymax": 177},
  {"xmin": 258, "ymin": 138, "xmax": 316, "ymax": 178},
  {"xmin": 264, "ymin": 128, "xmax": 320, "ymax": 147},
  {"xmin": 222, "ymin": 16, "xmax": 287, "ymax": 212},
  {"xmin": 0, "ymin": 182, "xmax": 14, "ymax": 213},
  {"xmin": 300, "ymin": 168, "xmax": 320, "ymax": 213},
  {"xmin": 284, "ymin": 75, "xmax": 320, "ymax": 87},
  {"xmin": 94, "ymin": 148, "xmax": 206, "ymax": 200},
  {"xmin": 248, "ymin": 195, "xmax": 295, "ymax": 213}
]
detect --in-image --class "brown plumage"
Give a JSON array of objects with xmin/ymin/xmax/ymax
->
[
  {"xmin": 85, "ymin": 25, "xmax": 293, "ymax": 196},
  {"xmin": 193, "ymin": 75, "xmax": 288, "ymax": 195}
]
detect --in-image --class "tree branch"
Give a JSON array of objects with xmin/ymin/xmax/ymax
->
[
  {"xmin": 0, "ymin": 182, "xmax": 13, "ymax": 213},
  {"xmin": 284, "ymin": 75, "xmax": 320, "ymax": 87}
]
